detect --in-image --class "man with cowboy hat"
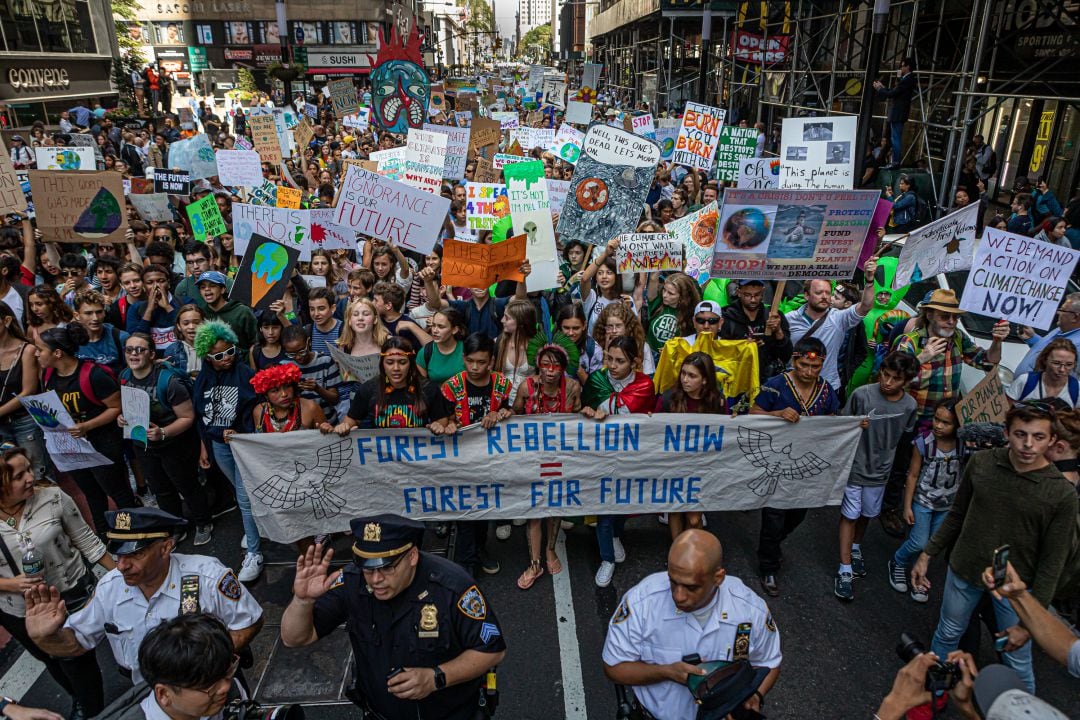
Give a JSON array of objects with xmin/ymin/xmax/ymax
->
[{"xmin": 894, "ymin": 288, "xmax": 1008, "ymax": 426}]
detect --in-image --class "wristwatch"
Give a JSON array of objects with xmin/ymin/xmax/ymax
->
[
  {"xmin": 0, "ymin": 696, "xmax": 15, "ymax": 716},
  {"xmin": 432, "ymin": 665, "xmax": 447, "ymax": 690}
]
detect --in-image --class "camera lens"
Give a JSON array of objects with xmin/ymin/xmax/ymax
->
[{"xmin": 896, "ymin": 632, "xmax": 926, "ymax": 663}]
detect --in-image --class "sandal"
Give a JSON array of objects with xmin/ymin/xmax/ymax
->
[
  {"xmin": 546, "ymin": 555, "xmax": 562, "ymax": 576},
  {"xmin": 517, "ymin": 561, "xmax": 544, "ymax": 590}
]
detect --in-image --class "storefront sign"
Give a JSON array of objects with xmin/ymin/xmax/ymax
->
[
  {"xmin": 731, "ymin": 30, "xmax": 790, "ymax": 65},
  {"xmin": 188, "ymin": 46, "xmax": 208, "ymax": 72},
  {"xmin": 306, "ymin": 50, "xmax": 372, "ymax": 70},
  {"xmin": 0, "ymin": 59, "xmax": 111, "ymax": 101},
  {"xmin": 224, "ymin": 48, "xmax": 253, "ymax": 61},
  {"xmin": 6, "ymin": 67, "xmax": 69, "ymax": 92},
  {"xmin": 254, "ymin": 45, "xmax": 280, "ymax": 68}
]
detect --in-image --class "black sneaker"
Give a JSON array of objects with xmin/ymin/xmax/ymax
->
[
  {"xmin": 480, "ymin": 557, "xmax": 500, "ymax": 575},
  {"xmin": 851, "ymin": 548, "xmax": 867, "ymax": 578},
  {"xmin": 193, "ymin": 523, "xmax": 213, "ymax": 546},
  {"xmin": 888, "ymin": 559, "xmax": 909, "ymax": 593},
  {"xmin": 834, "ymin": 572, "xmax": 854, "ymax": 601},
  {"xmin": 759, "ymin": 574, "xmax": 779, "ymax": 597}
]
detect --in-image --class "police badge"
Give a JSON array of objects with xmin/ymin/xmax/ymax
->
[{"xmin": 419, "ymin": 603, "xmax": 439, "ymax": 638}]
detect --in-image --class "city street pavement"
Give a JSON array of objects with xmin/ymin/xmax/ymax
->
[{"xmin": 3, "ymin": 505, "xmax": 1077, "ymax": 718}]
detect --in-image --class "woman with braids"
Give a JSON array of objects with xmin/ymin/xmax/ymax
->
[
  {"xmin": 512, "ymin": 341, "xmax": 582, "ymax": 590},
  {"xmin": 249, "ymin": 362, "xmax": 325, "ymax": 432}
]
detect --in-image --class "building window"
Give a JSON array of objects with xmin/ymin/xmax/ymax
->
[
  {"xmin": 154, "ymin": 21, "xmax": 185, "ymax": 45},
  {"xmin": 330, "ymin": 21, "xmax": 356, "ymax": 45},
  {"xmin": 258, "ymin": 21, "xmax": 282, "ymax": 44},
  {"xmin": 291, "ymin": 21, "xmax": 323, "ymax": 45},
  {"xmin": 225, "ymin": 21, "xmax": 252, "ymax": 45},
  {"xmin": 362, "ymin": 21, "xmax": 384, "ymax": 46},
  {"xmin": 0, "ymin": 0, "xmax": 97, "ymax": 53},
  {"xmin": 195, "ymin": 23, "xmax": 213, "ymax": 45}
]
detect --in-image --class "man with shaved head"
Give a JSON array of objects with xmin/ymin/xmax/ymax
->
[{"xmin": 602, "ymin": 530, "xmax": 782, "ymax": 719}]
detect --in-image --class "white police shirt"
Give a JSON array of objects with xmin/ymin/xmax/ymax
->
[
  {"xmin": 65, "ymin": 553, "xmax": 263, "ymax": 683},
  {"xmin": 139, "ymin": 679, "xmax": 247, "ymax": 719},
  {"xmin": 602, "ymin": 573, "xmax": 782, "ymax": 720}
]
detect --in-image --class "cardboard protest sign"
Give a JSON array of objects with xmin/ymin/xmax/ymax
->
[
  {"xmin": 186, "ymin": 193, "xmax": 227, "ymax": 241},
  {"xmin": 333, "ymin": 165, "xmax": 449, "ymax": 255},
  {"xmin": 293, "ymin": 118, "xmax": 314, "ymax": 150},
  {"xmin": 442, "ymin": 234, "xmax": 527, "ymax": 287},
  {"xmin": 402, "ymin": 128, "xmax": 448, "ymax": 194},
  {"xmin": 232, "ymin": 203, "xmax": 311, "ymax": 259},
  {"xmin": 66, "ymin": 133, "xmax": 104, "ymax": 167},
  {"xmin": 550, "ymin": 123, "xmax": 584, "ymax": 164},
  {"xmin": 249, "ymin": 114, "xmax": 282, "ymax": 164},
  {"xmin": 342, "ymin": 109, "xmax": 370, "ymax": 131},
  {"xmin": 128, "ymin": 193, "xmax": 173, "ymax": 222},
  {"xmin": 465, "ymin": 182, "xmax": 509, "ymax": 232},
  {"xmin": 527, "ymin": 65, "xmax": 545, "ymax": 91},
  {"xmin": 428, "ymin": 83, "xmax": 447, "ymax": 116},
  {"xmin": 423, "ymin": 123, "xmax": 470, "ymax": 180},
  {"xmin": 454, "ymin": 111, "xmax": 472, "ymax": 127},
  {"xmin": 956, "ymin": 370, "xmax": 1008, "ymax": 426},
  {"xmin": 473, "ymin": 157, "xmax": 501, "ymax": 184},
  {"xmin": 153, "ymin": 170, "xmax": 191, "ymax": 194},
  {"xmin": 894, "ymin": 204, "xmax": 979, "ymax": 288},
  {"xmin": 779, "ymin": 116, "xmax": 857, "ymax": 190},
  {"xmin": 0, "ymin": 145, "xmax": 28, "ymax": 215},
  {"xmin": 310, "ymin": 208, "xmax": 355, "ymax": 251},
  {"xmin": 214, "ymin": 149, "xmax": 263, "ymax": 187},
  {"xmin": 715, "ymin": 127, "xmax": 759, "ymax": 181},
  {"xmin": 468, "ymin": 118, "xmax": 501, "ymax": 158},
  {"xmin": 711, "ymin": 189, "xmax": 880, "ymax": 280},
  {"xmin": 959, "ymin": 229, "xmax": 1079, "ymax": 330},
  {"xmin": 128, "ymin": 177, "xmax": 151, "ymax": 195},
  {"xmin": 230, "ymin": 234, "xmax": 301, "ymax": 311},
  {"xmin": 510, "ymin": 127, "xmax": 555, "ymax": 151},
  {"xmin": 738, "ymin": 157, "xmax": 780, "ymax": 189},
  {"xmin": 565, "ymin": 101, "xmax": 593, "ymax": 125},
  {"xmin": 547, "ymin": 179, "xmax": 570, "ymax": 216},
  {"xmin": 666, "ymin": 201, "xmax": 719, "ymax": 282},
  {"xmin": 616, "ymin": 233, "xmax": 682, "ymax": 273},
  {"xmin": 167, "ymin": 134, "xmax": 218, "ymax": 179},
  {"xmin": 557, "ymin": 125, "xmax": 660, "ymax": 245},
  {"xmin": 36, "ymin": 147, "xmax": 95, "ymax": 171},
  {"xmin": 275, "ymin": 186, "xmax": 302, "ymax": 209},
  {"xmin": 504, "ymin": 160, "xmax": 559, "ymax": 291},
  {"xmin": 673, "ymin": 102, "xmax": 725, "ymax": 170},
  {"xmin": 29, "ymin": 170, "xmax": 127, "ymax": 243},
  {"xmin": 327, "ymin": 77, "xmax": 359, "ymax": 117}
]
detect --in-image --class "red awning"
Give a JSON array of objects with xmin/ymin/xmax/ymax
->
[{"xmin": 307, "ymin": 68, "xmax": 370, "ymax": 75}]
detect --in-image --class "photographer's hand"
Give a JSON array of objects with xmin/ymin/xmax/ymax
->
[
  {"xmin": 874, "ymin": 653, "xmax": 937, "ymax": 720},
  {"xmin": 945, "ymin": 651, "xmax": 980, "ymax": 720}
]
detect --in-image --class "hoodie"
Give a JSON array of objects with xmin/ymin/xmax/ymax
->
[
  {"xmin": 193, "ymin": 360, "xmax": 256, "ymax": 444},
  {"xmin": 720, "ymin": 300, "xmax": 793, "ymax": 381},
  {"xmin": 204, "ymin": 300, "xmax": 258, "ymax": 356}
]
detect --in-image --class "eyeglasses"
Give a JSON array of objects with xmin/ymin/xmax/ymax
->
[
  {"xmin": 284, "ymin": 348, "xmax": 308, "ymax": 359},
  {"xmin": 1057, "ymin": 309, "xmax": 1080, "ymax": 317},
  {"xmin": 694, "ymin": 316, "xmax": 721, "ymax": 325},
  {"xmin": 360, "ymin": 550, "xmax": 410, "ymax": 576},
  {"xmin": 206, "ymin": 346, "xmax": 237, "ymax": 362},
  {"xmin": 124, "ymin": 346, "xmax": 150, "ymax": 355},
  {"xmin": 184, "ymin": 654, "xmax": 241, "ymax": 701},
  {"xmin": 61, "ymin": 270, "xmax": 82, "ymax": 277},
  {"xmin": 1047, "ymin": 361, "xmax": 1076, "ymax": 370}
]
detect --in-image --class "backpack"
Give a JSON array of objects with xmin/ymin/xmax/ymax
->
[
  {"xmin": 914, "ymin": 195, "xmax": 931, "ymax": 226},
  {"xmin": 1019, "ymin": 371, "xmax": 1080, "ymax": 406},
  {"xmin": 119, "ymin": 360, "xmax": 194, "ymax": 407},
  {"xmin": 42, "ymin": 361, "xmax": 117, "ymax": 408}
]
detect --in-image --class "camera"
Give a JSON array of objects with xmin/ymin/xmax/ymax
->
[
  {"xmin": 223, "ymin": 700, "xmax": 305, "ymax": 720},
  {"xmin": 895, "ymin": 633, "xmax": 960, "ymax": 693},
  {"xmin": 957, "ymin": 422, "xmax": 1006, "ymax": 450}
]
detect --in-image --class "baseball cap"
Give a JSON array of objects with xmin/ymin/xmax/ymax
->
[
  {"xmin": 196, "ymin": 270, "xmax": 228, "ymax": 287},
  {"xmin": 735, "ymin": 279, "xmax": 765, "ymax": 287},
  {"xmin": 975, "ymin": 665, "xmax": 1068, "ymax": 720},
  {"xmin": 694, "ymin": 301, "xmax": 723, "ymax": 316}
]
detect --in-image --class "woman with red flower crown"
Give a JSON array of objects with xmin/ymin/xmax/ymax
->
[{"xmin": 249, "ymin": 362, "xmax": 326, "ymax": 433}]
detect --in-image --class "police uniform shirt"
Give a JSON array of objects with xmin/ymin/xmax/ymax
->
[
  {"xmin": 312, "ymin": 552, "xmax": 506, "ymax": 720},
  {"xmin": 64, "ymin": 553, "xmax": 263, "ymax": 683},
  {"xmin": 602, "ymin": 572, "xmax": 781, "ymax": 720}
]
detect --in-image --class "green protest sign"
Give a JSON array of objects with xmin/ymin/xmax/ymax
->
[{"xmin": 185, "ymin": 193, "xmax": 227, "ymax": 242}]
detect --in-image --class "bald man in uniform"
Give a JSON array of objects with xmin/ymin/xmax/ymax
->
[{"xmin": 602, "ymin": 530, "xmax": 782, "ymax": 719}]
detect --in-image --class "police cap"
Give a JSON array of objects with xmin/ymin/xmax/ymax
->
[
  {"xmin": 105, "ymin": 507, "xmax": 188, "ymax": 556},
  {"xmin": 350, "ymin": 514, "xmax": 424, "ymax": 570}
]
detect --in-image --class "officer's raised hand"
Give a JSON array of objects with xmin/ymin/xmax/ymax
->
[
  {"xmin": 388, "ymin": 667, "xmax": 437, "ymax": 701},
  {"xmin": 23, "ymin": 584, "xmax": 67, "ymax": 640},
  {"xmin": 292, "ymin": 543, "xmax": 337, "ymax": 602}
]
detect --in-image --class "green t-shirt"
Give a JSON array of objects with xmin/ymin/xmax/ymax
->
[
  {"xmin": 418, "ymin": 340, "xmax": 465, "ymax": 386},
  {"xmin": 646, "ymin": 296, "xmax": 681, "ymax": 352}
]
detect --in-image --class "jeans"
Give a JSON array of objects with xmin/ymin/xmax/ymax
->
[
  {"xmin": 137, "ymin": 428, "xmax": 210, "ymax": 525},
  {"xmin": 890, "ymin": 121, "xmax": 905, "ymax": 165},
  {"xmin": 0, "ymin": 413, "xmax": 49, "ymax": 482},
  {"xmin": 757, "ymin": 507, "xmax": 808, "ymax": 574},
  {"xmin": 596, "ymin": 516, "xmax": 626, "ymax": 563},
  {"xmin": 930, "ymin": 568, "xmax": 1035, "ymax": 692},
  {"xmin": 70, "ymin": 429, "xmax": 137, "ymax": 534},
  {"xmin": 893, "ymin": 504, "xmax": 948, "ymax": 568},
  {"xmin": 453, "ymin": 521, "xmax": 488, "ymax": 573},
  {"xmin": 211, "ymin": 439, "xmax": 261, "ymax": 554}
]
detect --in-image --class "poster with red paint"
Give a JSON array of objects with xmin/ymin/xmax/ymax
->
[
  {"xmin": 333, "ymin": 165, "xmax": 449, "ymax": 255},
  {"xmin": 672, "ymin": 102, "xmax": 726, "ymax": 171}
]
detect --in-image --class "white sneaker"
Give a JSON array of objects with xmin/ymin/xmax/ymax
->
[
  {"xmin": 240, "ymin": 535, "xmax": 248, "ymax": 550},
  {"xmin": 595, "ymin": 560, "xmax": 615, "ymax": 587},
  {"xmin": 495, "ymin": 524, "xmax": 512, "ymax": 541},
  {"xmin": 511, "ymin": 518, "xmax": 526, "ymax": 526},
  {"xmin": 238, "ymin": 552, "xmax": 263, "ymax": 582},
  {"xmin": 613, "ymin": 537, "xmax": 626, "ymax": 563},
  {"xmin": 658, "ymin": 513, "xmax": 669, "ymax": 526},
  {"xmin": 560, "ymin": 520, "xmax": 574, "ymax": 531}
]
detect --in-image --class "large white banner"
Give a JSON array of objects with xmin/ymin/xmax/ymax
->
[
  {"xmin": 894, "ymin": 204, "xmax": 979, "ymax": 288},
  {"xmin": 231, "ymin": 415, "xmax": 862, "ymax": 543}
]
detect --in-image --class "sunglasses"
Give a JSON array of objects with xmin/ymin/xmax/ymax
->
[
  {"xmin": 694, "ymin": 316, "xmax": 721, "ymax": 325},
  {"xmin": 1014, "ymin": 400, "xmax": 1058, "ymax": 419},
  {"xmin": 206, "ymin": 346, "xmax": 237, "ymax": 362},
  {"xmin": 124, "ymin": 346, "xmax": 150, "ymax": 355},
  {"xmin": 61, "ymin": 270, "xmax": 82, "ymax": 277}
]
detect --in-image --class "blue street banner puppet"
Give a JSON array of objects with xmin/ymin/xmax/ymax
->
[{"xmin": 368, "ymin": 25, "xmax": 431, "ymax": 134}]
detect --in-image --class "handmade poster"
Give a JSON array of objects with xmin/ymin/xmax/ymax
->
[
  {"xmin": 232, "ymin": 203, "xmax": 311, "ymax": 259},
  {"xmin": 153, "ymin": 170, "xmax": 191, "ymax": 194},
  {"xmin": 402, "ymin": 128, "xmax": 448, "ymax": 194},
  {"xmin": 0, "ymin": 150, "xmax": 26, "ymax": 215},
  {"xmin": 468, "ymin": 118, "xmax": 501, "ymax": 158},
  {"xmin": 234, "ymin": 135, "xmax": 254, "ymax": 151},
  {"xmin": 565, "ymin": 101, "xmax": 593, "ymax": 125},
  {"xmin": 327, "ymin": 344, "xmax": 380, "ymax": 383},
  {"xmin": 454, "ymin": 111, "xmax": 472, "ymax": 127},
  {"xmin": 493, "ymin": 154, "xmax": 533, "ymax": 170},
  {"xmin": 333, "ymin": 165, "xmax": 449, "ymax": 255},
  {"xmin": 128, "ymin": 193, "xmax": 174, "ymax": 222},
  {"xmin": 186, "ymin": 193, "xmax": 227, "ymax": 241},
  {"xmin": 310, "ymin": 208, "xmax": 355, "ymax": 251},
  {"xmin": 293, "ymin": 118, "xmax": 314, "ymax": 150},
  {"xmin": 959, "ymin": 229, "xmax": 1079, "ymax": 331},
  {"xmin": 303, "ymin": 102, "xmax": 318, "ymax": 119},
  {"xmin": 368, "ymin": 26, "xmax": 430, "ymax": 133},
  {"xmin": 167, "ymin": 134, "xmax": 218, "ymax": 179},
  {"xmin": 230, "ymin": 414, "xmax": 862, "ymax": 541},
  {"xmin": 715, "ymin": 126, "xmax": 759, "ymax": 181},
  {"xmin": 654, "ymin": 127, "xmax": 678, "ymax": 162},
  {"xmin": 547, "ymin": 179, "xmax": 570, "ymax": 216},
  {"xmin": 249, "ymin": 180, "xmax": 278, "ymax": 206},
  {"xmin": 504, "ymin": 160, "xmax": 558, "ymax": 291},
  {"xmin": 121, "ymin": 386, "xmax": 151, "ymax": 446},
  {"xmin": 490, "ymin": 112, "xmax": 519, "ymax": 130},
  {"xmin": 369, "ymin": 147, "xmax": 407, "ymax": 182},
  {"xmin": 510, "ymin": 127, "xmax": 556, "ymax": 151},
  {"xmin": 342, "ymin": 109, "xmax": 371, "ymax": 130},
  {"xmin": 527, "ymin": 65, "xmax": 545, "ymax": 91},
  {"xmin": 738, "ymin": 157, "xmax": 780, "ymax": 189},
  {"xmin": 66, "ymin": 132, "xmax": 104, "ymax": 167},
  {"xmin": 473, "ymin": 157, "xmax": 501, "ymax": 184},
  {"xmin": 541, "ymin": 77, "xmax": 567, "ymax": 109},
  {"xmin": 230, "ymin": 233, "xmax": 302, "ymax": 311},
  {"xmin": 423, "ymin": 123, "xmax": 470, "ymax": 180},
  {"xmin": 616, "ymin": 233, "xmax": 683, "ymax": 273},
  {"xmin": 28, "ymin": 170, "xmax": 127, "ymax": 244},
  {"xmin": 666, "ymin": 202, "xmax": 718, "ymax": 282},
  {"xmin": 20, "ymin": 391, "xmax": 110, "ymax": 471},
  {"xmin": 711, "ymin": 188, "xmax": 880, "ymax": 280},
  {"xmin": 249, "ymin": 114, "xmax": 282, "ymax": 164},
  {"xmin": 631, "ymin": 114, "xmax": 656, "ymax": 139},
  {"xmin": 557, "ymin": 124, "xmax": 661, "ymax": 245},
  {"xmin": 214, "ymin": 149, "xmax": 263, "ymax": 187},
  {"xmin": 673, "ymin": 102, "xmax": 725, "ymax": 170},
  {"xmin": 275, "ymin": 186, "xmax": 302, "ymax": 209},
  {"xmin": 301, "ymin": 274, "xmax": 327, "ymax": 288},
  {"xmin": 580, "ymin": 63, "xmax": 602, "ymax": 96},
  {"xmin": 465, "ymin": 182, "xmax": 509, "ymax": 232},
  {"xmin": 428, "ymin": 83, "xmax": 446, "ymax": 116},
  {"xmin": 327, "ymin": 77, "xmax": 359, "ymax": 117},
  {"xmin": 441, "ymin": 234, "xmax": 527, "ymax": 288},
  {"xmin": 894, "ymin": 204, "xmax": 979, "ymax": 288},
  {"xmin": 128, "ymin": 177, "xmax": 151, "ymax": 195},
  {"xmin": 456, "ymin": 92, "xmax": 479, "ymax": 115},
  {"xmin": 779, "ymin": 115, "xmax": 857, "ymax": 190},
  {"xmin": 36, "ymin": 147, "xmax": 96, "ymax": 171},
  {"xmin": 956, "ymin": 370, "xmax": 1008, "ymax": 426}
]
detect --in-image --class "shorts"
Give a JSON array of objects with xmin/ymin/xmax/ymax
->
[{"xmin": 841, "ymin": 484, "xmax": 886, "ymax": 520}]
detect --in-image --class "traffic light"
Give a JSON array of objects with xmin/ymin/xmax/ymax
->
[{"xmin": 495, "ymin": 37, "xmax": 502, "ymax": 51}]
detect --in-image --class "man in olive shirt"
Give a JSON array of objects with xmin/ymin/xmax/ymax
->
[{"xmin": 911, "ymin": 403, "xmax": 1077, "ymax": 693}]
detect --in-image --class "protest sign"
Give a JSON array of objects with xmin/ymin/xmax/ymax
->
[
  {"xmin": 232, "ymin": 203, "xmax": 311, "ymax": 259},
  {"xmin": 510, "ymin": 127, "xmax": 556, "ymax": 151},
  {"xmin": 547, "ymin": 179, "xmax": 570, "ymax": 215},
  {"xmin": 581, "ymin": 63, "xmax": 602, "ymax": 94},
  {"xmin": 230, "ymin": 234, "xmax": 302, "ymax": 311},
  {"xmin": 959, "ymin": 229, "xmax": 1079, "ymax": 330},
  {"xmin": 121, "ymin": 386, "xmax": 150, "ymax": 446},
  {"xmin": 565, "ymin": 101, "xmax": 593, "ymax": 125},
  {"xmin": 858, "ymin": 199, "xmax": 893, "ymax": 270},
  {"xmin": 185, "ymin": 192, "xmax": 227, "ymax": 241},
  {"xmin": 442, "ymin": 234, "xmax": 527, "ymax": 287},
  {"xmin": 249, "ymin": 114, "xmax": 282, "ymax": 164},
  {"xmin": 715, "ymin": 126, "xmax": 759, "ymax": 181},
  {"xmin": 167, "ymin": 134, "xmax": 218, "ymax": 179},
  {"xmin": 369, "ymin": 147, "xmax": 407, "ymax": 182},
  {"xmin": 36, "ymin": 147, "xmax": 95, "ymax": 171},
  {"xmin": 491, "ymin": 112, "xmax": 519, "ymax": 130},
  {"xmin": 249, "ymin": 180, "xmax": 278, "ymax": 206},
  {"xmin": 293, "ymin": 118, "xmax": 314, "ymax": 150},
  {"xmin": 673, "ymin": 102, "xmax": 725, "ymax": 170},
  {"xmin": 65, "ymin": 133, "xmax": 103, "ymax": 167},
  {"xmin": 540, "ymin": 78, "xmax": 567, "ymax": 109},
  {"xmin": 0, "ymin": 146, "xmax": 28, "ymax": 215},
  {"xmin": 231, "ymin": 414, "xmax": 861, "ymax": 542},
  {"xmin": 342, "ymin": 109, "xmax": 370, "ymax": 130},
  {"xmin": 469, "ymin": 118, "xmax": 501, "ymax": 158},
  {"xmin": 454, "ymin": 111, "xmax": 472, "ymax": 127},
  {"xmin": 153, "ymin": 170, "xmax": 191, "ymax": 194},
  {"xmin": 779, "ymin": 115, "xmax": 857, "ymax": 190},
  {"xmin": 403, "ymin": 128, "xmax": 448, "ymax": 194},
  {"xmin": 493, "ymin": 154, "xmax": 533, "ymax": 170},
  {"xmin": 894, "ymin": 204, "xmax": 979, "ymax": 288},
  {"xmin": 327, "ymin": 77, "xmax": 359, "ymax": 116},
  {"xmin": 666, "ymin": 202, "xmax": 718, "ymax": 282},
  {"xmin": 214, "ymin": 150, "xmax": 263, "ymax": 187},
  {"xmin": 334, "ymin": 165, "xmax": 449, "ymax": 255},
  {"xmin": 423, "ymin": 123, "xmax": 470, "ymax": 180},
  {"xmin": 956, "ymin": 370, "xmax": 1008, "ymax": 426},
  {"xmin": 428, "ymin": 83, "xmax": 447, "ymax": 116},
  {"xmin": 21, "ymin": 391, "xmax": 110, "ymax": 472},
  {"xmin": 473, "ymin": 157, "xmax": 501, "ymax": 184},
  {"xmin": 557, "ymin": 125, "xmax": 661, "ymax": 245},
  {"xmin": 310, "ymin": 208, "xmax": 355, "ymax": 251},
  {"xmin": 550, "ymin": 123, "xmax": 584, "ymax": 164},
  {"xmin": 29, "ymin": 170, "xmax": 127, "ymax": 244},
  {"xmin": 631, "ymin": 113, "xmax": 656, "ymax": 139},
  {"xmin": 275, "ymin": 186, "xmax": 301, "ymax": 209},
  {"xmin": 327, "ymin": 345, "xmax": 380, "ymax": 383},
  {"xmin": 738, "ymin": 157, "xmax": 779, "ymax": 189},
  {"xmin": 504, "ymin": 160, "xmax": 558, "ymax": 291},
  {"xmin": 303, "ymin": 102, "xmax": 318, "ymax": 119},
  {"xmin": 711, "ymin": 188, "xmax": 880, "ymax": 280},
  {"xmin": 128, "ymin": 193, "xmax": 173, "ymax": 222},
  {"xmin": 616, "ymin": 233, "xmax": 683, "ymax": 273},
  {"xmin": 465, "ymin": 182, "xmax": 509, "ymax": 231}
]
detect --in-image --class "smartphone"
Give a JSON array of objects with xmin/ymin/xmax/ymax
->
[
  {"xmin": 386, "ymin": 667, "xmax": 404, "ymax": 681},
  {"xmin": 992, "ymin": 544, "xmax": 1010, "ymax": 587},
  {"xmin": 994, "ymin": 635, "xmax": 1009, "ymax": 652}
]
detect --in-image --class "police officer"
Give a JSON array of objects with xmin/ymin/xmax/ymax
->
[
  {"xmin": 24, "ymin": 508, "xmax": 264, "ymax": 684},
  {"xmin": 603, "ymin": 530, "xmax": 781, "ymax": 720},
  {"xmin": 281, "ymin": 514, "xmax": 507, "ymax": 720}
]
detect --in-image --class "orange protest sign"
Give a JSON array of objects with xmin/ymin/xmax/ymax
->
[
  {"xmin": 276, "ymin": 186, "xmax": 301, "ymax": 208},
  {"xmin": 441, "ymin": 234, "xmax": 526, "ymax": 288}
]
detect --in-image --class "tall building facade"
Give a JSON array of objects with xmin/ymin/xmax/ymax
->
[{"xmin": 520, "ymin": 0, "xmax": 551, "ymax": 33}]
